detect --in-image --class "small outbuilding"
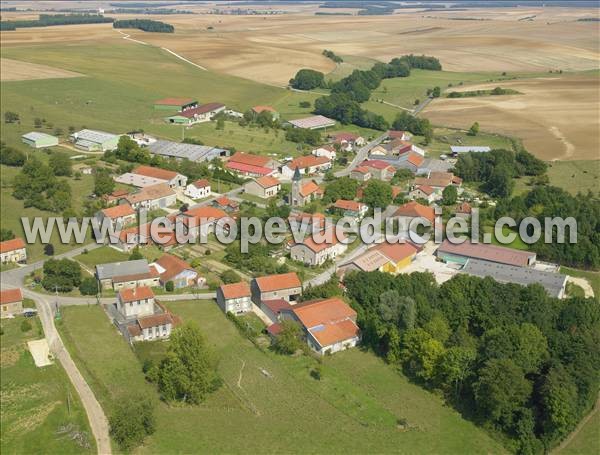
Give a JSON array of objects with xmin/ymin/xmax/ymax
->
[{"xmin": 21, "ymin": 132, "xmax": 59, "ymax": 149}]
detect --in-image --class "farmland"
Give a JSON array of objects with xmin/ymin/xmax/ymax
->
[
  {"xmin": 58, "ymin": 302, "xmax": 504, "ymax": 453},
  {"xmin": 0, "ymin": 316, "xmax": 94, "ymax": 454}
]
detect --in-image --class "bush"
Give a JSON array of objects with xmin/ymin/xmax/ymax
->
[
  {"xmin": 20, "ymin": 319, "xmax": 32, "ymax": 332},
  {"xmin": 299, "ymin": 101, "xmax": 311, "ymax": 108},
  {"xmin": 220, "ymin": 269, "xmax": 241, "ymax": 284},
  {"xmin": 289, "ymin": 69, "xmax": 325, "ymax": 90},
  {"xmin": 79, "ymin": 277, "xmax": 99, "ymax": 296},
  {"xmin": 165, "ymin": 281, "xmax": 175, "ymax": 292},
  {"xmin": 44, "ymin": 243, "xmax": 54, "ymax": 256},
  {"xmin": 109, "ymin": 396, "xmax": 156, "ymax": 451}
]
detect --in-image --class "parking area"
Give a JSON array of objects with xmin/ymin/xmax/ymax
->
[{"xmin": 403, "ymin": 241, "xmax": 459, "ymax": 284}]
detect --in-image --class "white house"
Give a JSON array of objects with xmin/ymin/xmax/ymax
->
[
  {"xmin": 117, "ymin": 286, "xmax": 155, "ymax": 319},
  {"xmin": 0, "ymin": 238, "xmax": 27, "ymax": 264},
  {"xmin": 409, "ymin": 185, "xmax": 440, "ymax": 204},
  {"xmin": 132, "ymin": 165, "xmax": 187, "ymax": 188},
  {"xmin": 244, "ymin": 176, "xmax": 281, "ymax": 199},
  {"xmin": 290, "ymin": 229, "xmax": 347, "ymax": 266},
  {"xmin": 184, "ymin": 179, "xmax": 211, "ymax": 199},
  {"xmin": 312, "ymin": 145, "xmax": 337, "ymax": 161},
  {"xmin": 217, "ymin": 282, "xmax": 252, "ymax": 315},
  {"xmin": 121, "ymin": 183, "xmax": 177, "ymax": 210},
  {"xmin": 281, "ymin": 155, "xmax": 332, "ymax": 178}
]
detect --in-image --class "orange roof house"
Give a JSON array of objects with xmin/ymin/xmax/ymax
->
[
  {"xmin": 0, "ymin": 288, "xmax": 23, "ymax": 305},
  {"xmin": 289, "ymin": 297, "xmax": 360, "ymax": 354},
  {"xmin": 299, "ymin": 181, "xmax": 323, "ymax": 198},
  {"xmin": 0, "ymin": 238, "xmax": 26, "ymax": 254},
  {"xmin": 255, "ymin": 175, "xmax": 281, "ymax": 189},
  {"xmin": 101, "ymin": 203, "xmax": 136, "ymax": 220},
  {"xmin": 118, "ymin": 286, "xmax": 155, "ymax": 303},
  {"xmin": 255, "ymin": 272, "xmax": 302, "ymax": 293},
  {"xmin": 252, "ymin": 105, "xmax": 277, "ymax": 114},
  {"xmin": 220, "ymin": 282, "xmax": 251, "ymax": 299},
  {"xmin": 394, "ymin": 201, "xmax": 436, "ymax": 224},
  {"xmin": 287, "ymin": 155, "xmax": 331, "ymax": 171}
]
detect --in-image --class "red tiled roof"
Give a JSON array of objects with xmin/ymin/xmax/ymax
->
[
  {"xmin": 180, "ymin": 102, "xmax": 225, "ymax": 118},
  {"xmin": 225, "ymin": 161, "xmax": 274, "ymax": 176},
  {"xmin": 296, "ymin": 228, "xmax": 343, "ymax": 253},
  {"xmin": 407, "ymin": 152, "xmax": 424, "ymax": 167},
  {"xmin": 456, "ymin": 202, "xmax": 472, "ymax": 214},
  {"xmin": 312, "ymin": 318, "xmax": 360, "ymax": 348},
  {"xmin": 334, "ymin": 199, "xmax": 365, "ymax": 212},
  {"xmin": 118, "ymin": 286, "xmax": 155, "ymax": 303},
  {"xmin": 228, "ymin": 152, "xmax": 271, "ymax": 168},
  {"xmin": 133, "ymin": 165, "xmax": 179, "ymax": 181},
  {"xmin": 391, "ymin": 186, "xmax": 403, "ymax": 199},
  {"xmin": 127, "ymin": 323, "xmax": 142, "ymax": 337},
  {"xmin": 331, "ymin": 132, "xmax": 359, "ymax": 143},
  {"xmin": 388, "ymin": 130, "xmax": 408, "ymax": 139},
  {"xmin": 191, "ymin": 179, "xmax": 210, "ymax": 189},
  {"xmin": 255, "ymin": 272, "xmax": 301, "ymax": 292},
  {"xmin": 374, "ymin": 241, "xmax": 418, "ymax": 263},
  {"xmin": 261, "ymin": 298, "xmax": 292, "ymax": 314},
  {"xmin": 352, "ymin": 166, "xmax": 370, "ymax": 174},
  {"xmin": 394, "ymin": 201, "xmax": 435, "ymax": 224},
  {"xmin": 155, "ymin": 253, "xmax": 194, "ymax": 282},
  {"xmin": 362, "ymin": 160, "xmax": 394, "ymax": 171},
  {"xmin": 438, "ymin": 239, "xmax": 536, "ymax": 267},
  {"xmin": 287, "ymin": 155, "xmax": 330, "ymax": 170},
  {"xmin": 138, "ymin": 312, "xmax": 173, "ymax": 329},
  {"xmin": 101, "ymin": 203, "xmax": 135, "ymax": 219},
  {"xmin": 155, "ymin": 97, "xmax": 195, "ymax": 106},
  {"xmin": 288, "ymin": 212, "xmax": 326, "ymax": 229},
  {"xmin": 124, "ymin": 183, "xmax": 175, "ymax": 205},
  {"xmin": 0, "ymin": 288, "xmax": 23, "ymax": 304},
  {"xmin": 180, "ymin": 206, "xmax": 229, "ymax": 228},
  {"xmin": 255, "ymin": 176, "xmax": 280, "ymax": 189},
  {"xmin": 299, "ymin": 181, "xmax": 323, "ymax": 198},
  {"xmin": 214, "ymin": 196, "xmax": 239, "ymax": 208},
  {"xmin": 414, "ymin": 185, "xmax": 435, "ymax": 195},
  {"xmin": 0, "ymin": 238, "xmax": 26, "ymax": 253},
  {"xmin": 220, "ymin": 282, "xmax": 251, "ymax": 299},
  {"xmin": 252, "ymin": 105, "xmax": 276, "ymax": 113}
]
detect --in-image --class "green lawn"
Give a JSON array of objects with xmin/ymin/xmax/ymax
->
[
  {"xmin": 414, "ymin": 127, "xmax": 515, "ymax": 158},
  {"xmin": 560, "ymin": 267, "xmax": 600, "ymax": 300},
  {"xmin": 327, "ymin": 55, "xmax": 381, "ymax": 82},
  {"xmin": 557, "ymin": 408, "xmax": 600, "ymax": 455},
  {"xmin": 1, "ymin": 316, "xmax": 95, "ymax": 454},
  {"xmin": 58, "ymin": 301, "xmax": 504, "ymax": 453},
  {"xmin": 73, "ymin": 245, "xmax": 130, "ymax": 268}
]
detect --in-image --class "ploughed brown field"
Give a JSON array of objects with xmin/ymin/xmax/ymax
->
[{"xmin": 423, "ymin": 74, "xmax": 600, "ymax": 161}]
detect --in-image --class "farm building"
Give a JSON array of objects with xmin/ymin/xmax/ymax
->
[
  {"xmin": 148, "ymin": 140, "xmax": 229, "ymax": 162},
  {"xmin": 70, "ymin": 129, "xmax": 119, "ymax": 152},
  {"xmin": 282, "ymin": 155, "xmax": 331, "ymax": 178},
  {"xmin": 132, "ymin": 165, "xmax": 187, "ymax": 188},
  {"xmin": 154, "ymin": 97, "xmax": 197, "ymax": 111},
  {"xmin": 290, "ymin": 228, "xmax": 347, "ymax": 266},
  {"xmin": 437, "ymin": 239, "xmax": 537, "ymax": 267},
  {"xmin": 225, "ymin": 152, "xmax": 279, "ymax": 177},
  {"xmin": 216, "ymin": 282, "xmax": 252, "ymax": 315},
  {"xmin": 244, "ymin": 176, "xmax": 281, "ymax": 199},
  {"xmin": 165, "ymin": 102, "xmax": 226, "ymax": 124},
  {"xmin": 95, "ymin": 259, "xmax": 159, "ymax": 291},
  {"xmin": 114, "ymin": 173, "xmax": 167, "ymax": 188},
  {"xmin": 460, "ymin": 259, "xmax": 567, "ymax": 298},
  {"xmin": 339, "ymin": 241, "xmax": 418, "ymax": 276},
  {"xmin": 280, "ymin": 297, "xmax": 360, "ymax": 355},
  {"xmin": 0, "ymin": 288, "xmax": 23, "ymax": 318},
  {"xmin": 21, "ymin": 132, "xmax": 58, "ymax": 148},
  {"xmin": 0, "ymin": 238, "xmax": 27, "ymax": 264},
  {"xmin": 251, "ymin": 272, "xmax": 302, "ymax": 305},
  {"xmin": 287, "ymin": 115, "xmax": 336, "ymax": 130},
  {"xmin": 121, "ymin": 183, "xmax": 177, "ymax": 210}
]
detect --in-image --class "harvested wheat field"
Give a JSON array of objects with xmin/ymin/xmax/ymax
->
[
  {"xmin": 422, "ymin": 74, "xmax": 600, "ymax": 161},
  {"xmin": 2, "ymin": 7, "xmax": 598, "ymax": 86},
  {"xmin": 0, "ymin": 58, "xmax": 84, "ymax": 81}
]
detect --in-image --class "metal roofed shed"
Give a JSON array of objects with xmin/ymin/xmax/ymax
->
[
  {"xmin": 114, "ymin": 173, "xmax": 168, "ymax": 188},
  {"xmin": 21, "ymin": 132, "xmax": 59, "ymax": 148},
  {"xmin": 148, "ymin": 140, "xmax": 229, "ymax": 162},
  {"xmin": 437, "ymin": 239, "xmax": 536, "ymax": 268},
  {"xmin": 70, "ymin": 129, "xmax": 120, "ymax": 152},
  {"xmin": 461, "ymin": 258, "xmax": 568, "ymax": 298},
  {"xmin": 287, "ymin": 115, "xmax": 336, "ymax": 130},
  {"xmin": 96, "ymin": 259, "xmax": 150, "ymax": 281},
  {"xmin": 154, "ymin": 98, "xmax": 198, "ymax": 111},
  {"xmin": 450, "ymin": 146, "xmax": 491, "ymax": 155}
]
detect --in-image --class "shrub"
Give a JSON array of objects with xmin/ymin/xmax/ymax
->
[
  {"xmin": 165, "ymin": 281, "xmax": 175, "ymax": 292},
  {"xmin": 79, "ymin": 277, "xmax": 99, "ymax": 296}
]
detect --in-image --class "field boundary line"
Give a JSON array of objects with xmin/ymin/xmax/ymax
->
[
  {"xmin": 160, "ymin": 48, "xmax": 207, "ymax": 71},
  {"xmin": 116, "ymin": 30, "xmax": 148, "ymax": 46}
]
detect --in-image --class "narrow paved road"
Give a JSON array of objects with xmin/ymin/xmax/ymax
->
[
  {"xmin": 24, "ymin": 289, "xmax": 112, "ymax": 454},
  {"xmin": 413, "ymin": 96, "xmax": 434, "ymax": 116},
  {"xmin": 334, "ymin": 133, "xmax": 387, "ymax": 177}
]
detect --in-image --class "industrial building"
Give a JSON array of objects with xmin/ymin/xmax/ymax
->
[
  {"xmin": 70, "ymin": 129, "xmax": 120, "ymax": 152},
  {"xmin": 148, "ymin": 140, "xmax": 229, "ymax": 162},
  {"xmin": 437, "ymin": 239, "xmax": 537, "ymax": 268},
  {"xmin": 21, "ymin": 132, "xmax": 59, "ymax": 148},
  {"xmin": 287, "ymin": 115, "xmax": 336, "ymax": 130},
  {"xmin": 460, "ymin": 258, "xmax": 567, "ymax": 298}
]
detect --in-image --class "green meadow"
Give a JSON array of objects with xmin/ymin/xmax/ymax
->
[
  {"xmin": 0, "ymin": 316, "xmax": 95, "ymax": 454},
  {"xmin": 58, "ymin": 302, "xmax": 505, "ymax": 454}
]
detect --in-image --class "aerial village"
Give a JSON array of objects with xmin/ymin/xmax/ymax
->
[{"xmin": 2, "ymin": 96, "xmax": 569, "ymax": 355}]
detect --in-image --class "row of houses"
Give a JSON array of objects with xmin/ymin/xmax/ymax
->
[{"xmin": 216, "ymin": 272, "xmax": 360, "ymax": 355}]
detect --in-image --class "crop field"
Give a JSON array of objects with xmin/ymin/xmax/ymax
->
[
  {"xmin": 514, "ymin": 160, "xmax": 600, "ymax": 196},
  {"xmin": 422, "ymin": 73, "xmax": 600, "ymax": 161},
  {"xmin": 0, "ymin": 58, "xmax": 84, "ymax": 82},
  {"xmin": 58, "ymin": 302, "xmax": 504, "ymax": 454},
  {"xmin": 1, "ymin": 316, "xmax": 94, "ymax": 454}
]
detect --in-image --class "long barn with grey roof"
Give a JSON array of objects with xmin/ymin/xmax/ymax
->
[
  {"xmin": 460, "ymin": 258, "xmax": 567, "ymax": 298},
  {"xmin": 148, "ymin": 140, "xmax": 229, "ymax": 162},
  {"xmin": 95, "ymin": 259, "xmax": 160, "ymax": 290}
]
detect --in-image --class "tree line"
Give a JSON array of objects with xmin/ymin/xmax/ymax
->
[
  {"xmin": 342, "ymin": 270, "xmax": 600, "ymax": 453},
  {"xmin": 113, "ymin": 19, "xmax": 174, "ymax": 33},
  {"xmin": 311, "ymin": 54, "xmax": 442, "ymax": 130},
  {"xmin": 1, "ymin": 14, "xmax": 113, "ymax": 31}
]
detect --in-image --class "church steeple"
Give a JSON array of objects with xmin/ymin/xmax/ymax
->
[
  {"xmin": 292, "ymin": 167, "xmax": 301, "ymax": 181},
  {"xmin": 291, "ymin": 166, "xmax": 302, "ymax": 206}
]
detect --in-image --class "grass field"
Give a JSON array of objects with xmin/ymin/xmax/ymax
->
[
  {"xmin": 1, "ymin": 316, "xmax": 95, "ymax": 454},
  {"xmin": 73, "ymin": 246, "xmax": 130, "ymax": 269},
  {"xmin": 57, "ymin": 301, "xmax": 504, "ymax": 453},
  {"xmin": 514, "ymin": 160, "xmax": 600, "ymax": 196},
  {"xmin": 557, "ymin": 407, "xmax": 600, "ymax": 455},
  {"xmin": 561, "ymin": 267, "xmax": 600, "ymax": 300}
]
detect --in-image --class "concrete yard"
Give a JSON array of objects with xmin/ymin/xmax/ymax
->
[{"xmin": 27, "ymin": 339, "xmax": 53, "ymax": 367}]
